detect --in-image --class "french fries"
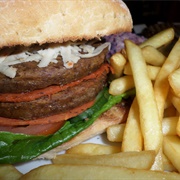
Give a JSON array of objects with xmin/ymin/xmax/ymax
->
[
  {"xmin": 154, "ymin": 38, "xmax": 180, "ymax": 120},
  {"xmin": 0, "ymin": 164, "xmax": 22, "ymax": 180},
  {"xmin": 110, "ymin": 52, "xmax": 127, "ymax": 78},
  {"xmin": 162, "ymin": 116, "xmax": 178, "ymax": 135},
  {"xmin": 124, "ymin": 62, "xmax": 160, "ymax": 81},
  {"xmin": 20, "ymin": 164, "xmax": 180, "ymax": 180},
  {"xmin": 66, "ymin": 143, "xmax": 121, "ymax": 155},
  {"xmin": 141, "ymin": 45, "xmax": 166, "ymax": 66},
  {"xmin": 109, "ymin": 75, "xmax": 134, "ymax": 95},
  {"xmin": 139, "ymin": 28, "xmax": 175, "ymax": 49},
  {"xmin": 125, "ymin": 39, "xmax": 162, "ymax": 152},
  {"xmin": 53, "ymin": 151, "xmax": 156, "ymax": 170},
  {"xmin": 121, "ymin": 98, "xmax": 143, "ymax": 152},
  {"xmin": 169, "ymin": 68, "xmax": 180, "ymax": 98},
  {"xmin": 163, "ymin": 136, "xmax": 180, "ymax": 172},
  {"xmin": 106, "ymin": 123, "xmax": 125, "ymax": 142},
  {"xmin": 163, "ymin": 153, "xmax": 178, "ymax": 172}
]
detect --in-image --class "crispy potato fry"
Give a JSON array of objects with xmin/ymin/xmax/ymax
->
[
  {"xmin": 154, "ymin": 38, "xmax": 180, "ymax": 120},
  {"xmin": 53, "ymin": 151, "xmax": 156, "ymax": 170},
  {"xmin": 66, "ymin": 143, "xmax": 121, "ymax": 155},
  {"xmin": 124, "ymin": 62, "xmax": 160, "ymax": 81},
  {"xmin": 0, "ymin": 164, "xmax": 22, "ymax": 180},
  {"xmin": 170, "ymin": 93, "xmax": 180, "ymax": 114},
  {"xmin": 109, "ymin": 75, "xmax": 134, "ymax": 95},
  {"xmin": 121, "ymin": 98, "xmax": 143, "ymax": 152},
  {"xmin": 123, "ymin": 62, "xmax": 131, "ymax": 75},
  {"xmin": 125, "ymin": 40, "xmax": 162, "ymax": 152},
  {"xmin": 169, "ymin": 68, "xmax": 180, "ymax": 98},
  {"xmin": 147, "ymin": 65, "xmax": 161, "ymax": 81},
  {"xmin": 176, "ymin": 117, "xmax": 180, "ymax": 137},
  {"xmin": 110, "ymin": 52, "xmax": 127, "ymax": 78},
  {"xmin": 162, "ymin": 116, "xmax": 178, "ymax": 135},
  {"xmin": 20, "ymin": 164, "xmax": 180, "ymax": 180},
  {"xmin": 163, "ymin": 135, "xmax": 180, "ymax": 173},
  {"xmin": 142, "ymin": 46, "xmax": 166, "ymax": 66},
  {"xmin": 139, "ymin": 28, "xmax": 175, "ymax": 49},
  {"xmin": 106, "ymin": 123, "xmax": 125, "ymax": 142},
  {"xmin": 163, "ymin": 153, "xmax": 178, "ymax": 172}
]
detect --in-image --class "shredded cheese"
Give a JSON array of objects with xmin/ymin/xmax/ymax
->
[{"xmin": 0, "ymin": 42, "xmax": 110, "ymax": 78}]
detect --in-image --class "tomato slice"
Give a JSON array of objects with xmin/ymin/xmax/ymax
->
[{"xmin": 0, "ymin": 121, "xmax": 64, "ymax": 135}]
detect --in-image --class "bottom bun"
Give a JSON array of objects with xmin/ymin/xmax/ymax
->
[{"xmin": 38, "ymin": 103, "xmax": 128, "ymax": 159}]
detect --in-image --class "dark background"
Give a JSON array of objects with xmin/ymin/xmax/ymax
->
[{"xmin": 124, "ymin": 1, "xmax": 180, "ymax": 25}]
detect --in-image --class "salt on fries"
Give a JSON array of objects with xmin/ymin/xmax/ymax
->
[{"xmin": 20, "ymin": 28, "xmax": 180, "ymax": 179}]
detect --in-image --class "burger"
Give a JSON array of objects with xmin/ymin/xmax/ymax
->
[{"xmin": 0, "ymin": 0, "xmax": 133, "ymax": 164}]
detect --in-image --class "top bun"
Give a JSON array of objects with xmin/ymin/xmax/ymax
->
[{"xmin": 0, "ymin": 0, "xmax": 132, "ymax": 48}]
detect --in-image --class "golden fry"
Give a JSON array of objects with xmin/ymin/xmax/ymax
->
[
  {"xmin": 20, "ymin": 164, "xmax": 180, "ymax": 180},
  {"xmin": 121, "ymin": 98, "xmax": 143, "ymax": 152},
  {"xmin": 169, "ymin": 68, "xmax": 180, "ymax": 98},
  {"xmin": 0, "ymin": 164, "xmax": 22, "ymax": 180},
  {"xmin": 176, "ymin": 117, "xmax": 180, "ymax": 137},
  {"xmin": 163, "ymin": 135, "xmax": 180, "ymax": 173},
  {"xmin": 124, "ymin": 62, "xmax": 160, "ymax": 81},
  {"xmin": 162, "ymin": 116, "xmax": 178, "ymax": 136},
  {"xmin": 106, "ymin": 123, "xmax": 125, "ymax": 142},
  {"xmin": 125, "ymin": 40, "xmax": 162, "ymax": 152},
  {"xmin": 142, "ymin": 45, "xmax": 166, "ymax": 66},
  {"xmin": 53, "ymin": 151, "xmax": 156, "ymax": 170},
  {"xmin": 154, "ymin": 38, "xmax": 180, "ymax": 120},
  {"xmin": 66, "ymin": 143, "xmax": 121, "ymax": 155},
  {"xmin": 109, "ymin": 75, "xmax": 134, "ymax": 95},
  {"xmin": 110, "ymin": 52, "xmax": 126, "ymax": 78},
  {"xmin": 139, "ymin": 28, "xmax": 175, "ymax": 49}
]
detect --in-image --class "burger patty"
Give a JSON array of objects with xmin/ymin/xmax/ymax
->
[
  {"xmin": 0, "ymin": 48, "xmax": 108, "ymax": 93},
  {"xmin": 0, "ymin": 68, "xmax": 108, "ymax": 120}
]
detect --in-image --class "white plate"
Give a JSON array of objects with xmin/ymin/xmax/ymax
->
[{"xmin": 15, "ymin": 133, "xmax": 113, "ymax": 174}]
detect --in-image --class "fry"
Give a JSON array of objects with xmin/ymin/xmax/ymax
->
[
  {"xmin": 147, "ymin": 65, "xmax": 160, "ymax": 81},
  {"xmin": 170, "ymin": 93, "xmax": 180, "ymax": 114},
  {"xmin": 163, "ymin": 135, "xmax": 180, "ymax": 173},
  {"xmin": 162, "ymin": 116, "xmax": 178, "ymax": 135},
  {"xmin": 169, "ymin": 68, "xmax": 180, "ymax": 98},
  {"xmin": 124, "ymin": 62, "xmax": 160, "ymax": 81},
  {"xmin": 110, "ymin": 52, "xmax": 126, "ymax": 78},
  {"xmin": 20, "ymin": 164, "xmax": 180, "ymax": 180},
  {"xmin": 66, "ymin": 143, "xmax": 121, "ymax": 155},
  {"xmin": 139, "ymin": 28, "xmax": 175, "ymax": 49},
  {"xmin": 125, "ymin": 40, "xmax": 162, "ymax": 152},
  {"xmin": 176, "ymin": 117, "xmax": 180, "ymax": 137},
  {"xmin": 53, "ymin": 151, "xmax": 156, "ymax": 170},
  {"xmin": 0, "ymin": 164, "xmax": 22, "ymax": 180},
  {"xmin": 109, "ymin": 75, "xmax": 134, "ymax": 95},
  {"xmin": 142, "ymin": 45, "xmax": 166, "ymax": 66},
  {"xmin": 121, "ymin": 98, "xmax": 143, "ymax": 152},
  {"xmin": 163, "ymin": 153, "xmax": 178, "ymax": 172},
  {"xmin": 154, "ymin": 38, "xmax": 180, "ymax": 120},
  {"xmin": 106, "ymin": 123, "xmax": 125, "ymax": 142}
]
